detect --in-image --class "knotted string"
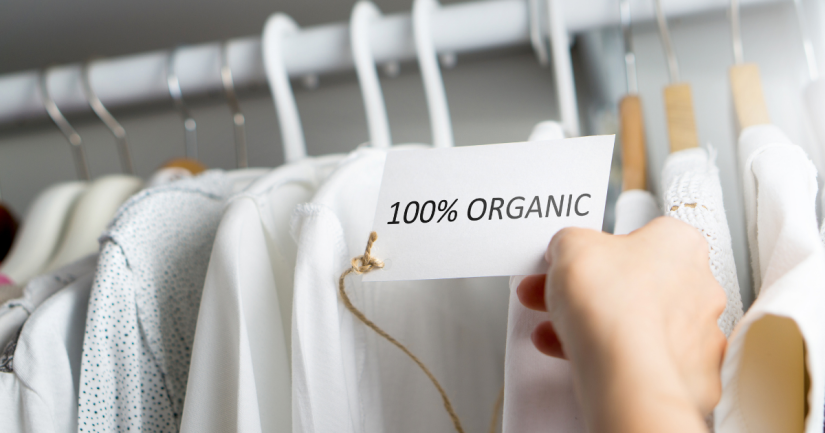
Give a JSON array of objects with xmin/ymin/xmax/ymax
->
[
  {"xmin": 339, "ymin": 231, "xmax": 466, "ymax": 433},
  {"xmin": 339, "ymin": 232, "xmax": 505, "ymax": 433}
]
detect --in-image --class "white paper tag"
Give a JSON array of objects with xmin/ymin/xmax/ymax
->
[{"xmin": 363, "ymin": 135, "xmax": 615, "ymax": 281}]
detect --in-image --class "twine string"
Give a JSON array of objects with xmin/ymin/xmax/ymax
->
[{"xmin": 339, "ymin": 231, "xmax": 505, "ymax": 433}]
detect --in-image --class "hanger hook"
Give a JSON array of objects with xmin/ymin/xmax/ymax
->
[
  {"xmin": 351, "ymin": 1, "xmax": 392, "ymax": 148},
  {"xmin": 39, "ymin": 68, "xmax": 91, "ymax": 180},
  {"xmin": 546, "ymin": 0, "xmax": 580, "ymax": 137},
  {"xmin": 792, "ymin": 0, "xmax": 820, "ymax": 81},
  {"xmin": 729, "ymin": 0, "xmax": 744, "ymax": 64},
  {"xmin": 528, "ymin": 0, "xmax": 550, "ymax": 66},
  {"xmin": 413, "ymin": 0, "xmax": 454, "ymax": 148},
  {"xmin": 263, "ymin": 14, "xmax": 308, "ymax": 163},
  {"xmin": 167, "ymin": 47, "xmax": 199, "ymax": 160},
  {"xmin": 81, "ymin": 61, "xmax": 135, "ymax": 174},
  {"xmin": 221, "ymin": 41, "xmax": 248, "ymax": 168},
  {"xmin": 620, "ymin": 0, "xmax": 639, "ymax": 94},
  {"xmin": 653, "ymin": 0, "xmax": 680, "ymax": 83}
]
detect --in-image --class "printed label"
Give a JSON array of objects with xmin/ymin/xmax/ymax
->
[{"xmin": 364, "ymin": 135, "xmax": 615, "ymax": 281}]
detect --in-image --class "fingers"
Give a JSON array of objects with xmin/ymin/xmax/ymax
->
[
  {"xmin": 531, "ymin": 321, "xmax": 566, "ymax": 359},
  {"xmin": 517, "ymin": 274, "xmax": 547, "ymax": 312}
]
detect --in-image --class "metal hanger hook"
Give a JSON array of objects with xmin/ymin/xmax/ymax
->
[
  {"xmin": 793, "ymin": 0, "xmax": 820, "ymax": 81},
  {"xmin": 167, "ymin": 47, "xmax": 199, "ymax": 160},
  {"xmin": 221, "ymin": 41, "xmax": 248, "ymax": 168},
  {"xmin": 81, "ymin": 61, "xmax": 135, "ymax": 174},
  {"xmin": 620, "ymin": 0, "xmax": 639, "ymax": 94},
  {"xmin": 730, "ymin": 0, "xmax": 745, "ymax": 64},
  {"xmin": 653, "ymin": 0, "xmax": 680, "ymax": 83},
  {"xmin": 39, "ymin": 68, "xmax": 91, "ymax": 180}
]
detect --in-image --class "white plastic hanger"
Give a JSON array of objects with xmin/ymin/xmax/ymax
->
[
  {"xmin": 546, "ymin": 0, "xmax": 580, "ymax": 137},
  {"xmin": 0, "ymin": 69, "xmax": 90, "ymax": 285},
  {"xmin": 263, "ymin": 13, "xmax": 308, "ymax": 163},
  {"xmin": 351, "ymin": 1, "xmax": 392, "ymax": 148},
  {"xmin": 412, "ymin": 0, "xmax": 453, "ymax": 148},
  {"xmin": 42, "ymin": 62, "xmax": 144, "ymax": 273}
]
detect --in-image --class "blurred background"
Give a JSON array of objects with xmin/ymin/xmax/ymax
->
[{"xmin": 2, "ymin": 0, "xmax": 825, "ymax": 307}]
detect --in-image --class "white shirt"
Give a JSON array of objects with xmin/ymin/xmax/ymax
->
[
  {"xmin": 613, "ymin": 189, "xmax": 660, "ymax": 235},
  {"xmin": 660, "ymin": 147, "xmax": 744, "ymax": 336},
  {"xmin": 180, "ymin": 156, "xmax": 342, "ymax": 433},
  {"xmin": 77, "ymin": 172, "xmax": 233, "ymax": 433},
  {"xmin": 0, "ymin": 255, "xmax": 97, "ymax": 352},
  {"xmin": 291, "ymin": 147, "xmax": 509, "ymax": 433},
  {"xmin": 0, "ymin": 270, "xmax": 94, "ymax": 433},
  {"xmin": 715, "ymin": 124, "xmax": 825, "ymax": 433},
  {"xmin": 502, "ymin": 121, "xmax": 588, "ymax": 433}
]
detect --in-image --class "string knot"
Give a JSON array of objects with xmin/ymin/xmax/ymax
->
[{"xmin": 350, "ymin": 231, "xmax": 384, "ymax": 274}]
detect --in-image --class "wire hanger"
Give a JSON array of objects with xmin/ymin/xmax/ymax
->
[
  {"xmin": 81, "ymin": 61, "xmax": 135, "ymax": 174},
  {"xmin": 167, "ymin": 47, "xmax": 199, "ymax": 160},
  {"xmin": 728, "ymin": 0, "xmax": 770, "ymax": 129},
  {"xmin": 39, "ymin": 68, "xmax": 91, "ymax": 180},
  {"xmin": 546, "ymin": 0, "xmax": 580, "ymax": 137},
  {"xmin": 413, "ymin": 0, "xmax": 453, "ymax": 148},
  {"xmin": 351, "ymin": 1, "xmax": 392, "ymax": 148},
  {"xmin": 653, "ymin": 0, "xmax": 699, "ymax": 152},
  {"xmin": 618, "ymin": 0, "xmax": 648, "ymax": 191},
  {"xmin": 262, "ymin": 13, "xmax": 308, "ymax": 163},
  {"xmin": 221, "ymin": 41, "xmax": 248, "ymax": 168}
]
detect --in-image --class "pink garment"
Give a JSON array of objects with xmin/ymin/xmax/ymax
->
[{"xmin": 0, "ymin": 273, "xmax": 12, "ymax": 286}]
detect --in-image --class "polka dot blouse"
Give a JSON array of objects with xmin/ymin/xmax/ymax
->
[{"xmin": 77, "ymin": 172, "xmax": 231, "ymax": 432}]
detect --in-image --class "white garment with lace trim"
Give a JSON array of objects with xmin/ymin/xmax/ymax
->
[{"xmin": 660, "ymin": 147, "xmax": 743, "ymax": 336}]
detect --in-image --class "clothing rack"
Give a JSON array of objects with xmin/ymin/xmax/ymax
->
[{"xmin": 0, "ymin": 0, "xmax": 780, "ymax": 128}]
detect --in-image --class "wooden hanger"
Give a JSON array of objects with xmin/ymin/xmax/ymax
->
[
  {"xmin": 654, "ymin": 0, "xmax": 699, "ymax": 154},
  {"xmin": 728, "ymin": 0, "xmax": 770, "ymax": 129},
  {"xmin": 618, "ymin": 0, "xmax": 647, "ymax": 191}
]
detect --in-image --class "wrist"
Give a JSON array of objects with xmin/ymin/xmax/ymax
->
[{"xmin": 566, "ymin": 321, "xmax": 707, "ymax": 433}]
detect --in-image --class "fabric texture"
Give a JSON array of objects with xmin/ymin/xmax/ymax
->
[
  {"xmin": 660, "ymin": 147, "xmax": 743, "ymax": 336},
  {"xmin": 715, "ymin": 124, "xmax": 825, "ymax": 433},
  {"xmin": 613, "ymin": 189, "xmax": 661, "ymax": 235},
  {"xmin": 291, "ymin": 147, "xmax": 509, "ymax": 433},
  {"xmin": 77, "ymin": 171, "xmax": 232, "ymax": 432},
  {"xmin": 180, "ymin": 156, "xmax": 342, "ymax": 433},
  {"xmin": 0, "ymin": 273, "xmax": 12, "ymax": 286},
  {"xmin": 503, "ymin": 121, "xmax": 589, "ymax": 433},
  {"xmin": 0, "ymin": 255, "xmax": 97, "ymax": 354},
  {"xmin": 0, "ymin": 269, "xmax": 94, "ymax": 433}
]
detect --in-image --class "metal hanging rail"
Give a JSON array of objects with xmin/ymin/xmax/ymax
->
[{"xmin": 0, "ymin": 0, "xmax": 780, "ymax": 128}]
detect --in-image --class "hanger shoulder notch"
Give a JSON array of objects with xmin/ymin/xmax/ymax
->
[
  {"xmin": 664, "ymin": 83, "xmax": 699, "ymax": 152},
  {"xmin": 730, "ymin": 63, "xmax": 770, "ymax": 129},
  {"xmin": 619, "ymin": 95, "xmax": 647, "ymax": 191}
]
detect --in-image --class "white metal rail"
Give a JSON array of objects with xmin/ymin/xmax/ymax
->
[{"xmin": 0, "ymin": 0, "xmax": 781, "ymax": 127}]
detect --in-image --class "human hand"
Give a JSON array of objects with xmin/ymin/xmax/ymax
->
[{"xmin": 517, "ymin": 217, "xmax": 727, "ymax": 433}]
